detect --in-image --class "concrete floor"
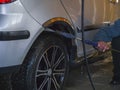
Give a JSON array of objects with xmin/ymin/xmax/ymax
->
[
  {"xmin": 1, "ymin": 57, "xmax": 120, "ymax": 90},
  {"xmin": 64, "ymin": 57, "xmax": 120, "ymax": 90}
]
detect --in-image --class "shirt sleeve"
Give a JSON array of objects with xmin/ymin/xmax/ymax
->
[{"xmin": 93, "ymin": 19, "xmax": 120, "ymax": 42}]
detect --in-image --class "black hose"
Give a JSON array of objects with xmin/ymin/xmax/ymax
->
[{"xmin": 81, "ymin": 0, "xmax": 95, "ymax": 90}]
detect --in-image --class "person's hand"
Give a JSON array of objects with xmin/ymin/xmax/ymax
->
[{"xmin": 97, "ymin": 41, "xmax": 111, "ymax": 52}]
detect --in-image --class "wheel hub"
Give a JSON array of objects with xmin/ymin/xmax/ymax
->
[{"xmin": 47, "ymin": 68, "xmax": 52, "ymax": 76}]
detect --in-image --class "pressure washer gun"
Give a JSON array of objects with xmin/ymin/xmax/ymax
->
[{"xmin": 84, "ymin": 40, "xmax": 98, "ymax": 47}]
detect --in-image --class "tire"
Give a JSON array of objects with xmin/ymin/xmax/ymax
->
[{"xmin": 12, "ymin": 35, "xmax": 69, "ymax": 90}]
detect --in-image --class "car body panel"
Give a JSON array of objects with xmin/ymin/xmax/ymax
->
[
  {"xmin": 0, "ymin": 0, "xmax": 43, "ymax": 67},
  {"xmin": 20, "ymin": 0, "xmax": 70, "ymax": 25}
]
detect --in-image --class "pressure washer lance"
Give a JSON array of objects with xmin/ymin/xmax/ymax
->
[{"xmin": 55, "ymin": 31, "xmax": 98, "ymax": 47}]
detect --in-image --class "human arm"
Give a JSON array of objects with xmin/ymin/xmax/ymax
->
[{"xmin": 93, "ymin": 19, "xmax": 120, "ymax": 52}]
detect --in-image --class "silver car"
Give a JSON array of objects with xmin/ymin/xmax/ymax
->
[{"xmin": 0, "ymin": 0, "xmax": 119, "ymax": 90}]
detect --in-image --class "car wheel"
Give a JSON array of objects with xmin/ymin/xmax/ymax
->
[{"xmin": 12, "ymin": 35, "xmax": 69, "ymax": 90}]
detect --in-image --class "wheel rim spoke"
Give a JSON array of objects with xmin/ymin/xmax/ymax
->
[
  {"xmin": 53, "ymin": 53, "xmax": 65, "ymax": 69},
  {"xmin": 51, "ymin": 47, "xmax": 58, "ymax": 67},
  {"xmin": 36, "ymin": 70, "xmax": 48, "ymax": 77},
  {"xmin": 52, "ymin": 76, "xmax": 60, "ymax": 89},
  {"xmin": 53, "ymin": 69, "xmax": 65, "ymax": 75},
  {"xmin": 47, "ymin": 77, "xmax": 52, "ymax": 90},
  {"xmin": 38, "ymin": 77, "xmax": 49, "ymax": 90},
  {"xmin": 42, "ymin": 52, "xmax": 51, "ymax": 68}
]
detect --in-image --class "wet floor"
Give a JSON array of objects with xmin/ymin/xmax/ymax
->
[
  {"xmin": 64, "ymin": 57, "xmax": 120, "ymax": 90},
  {"xmin": 1, "ymin": 57, "xmax": 120, "ymax": 90}
]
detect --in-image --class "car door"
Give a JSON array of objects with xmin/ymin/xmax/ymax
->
[{"xmin": 60, "ymin": 0, "xmax": 119, "ymax": 57}]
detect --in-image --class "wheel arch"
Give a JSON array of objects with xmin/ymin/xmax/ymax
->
[{"xmin": 42, "ymin": 17, "xmax": 76, "ymax": 55}]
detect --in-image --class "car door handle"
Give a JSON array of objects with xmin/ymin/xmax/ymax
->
[{"xmin": 102, "ymin": 21, "xmax": 111, "ymax": 26}]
